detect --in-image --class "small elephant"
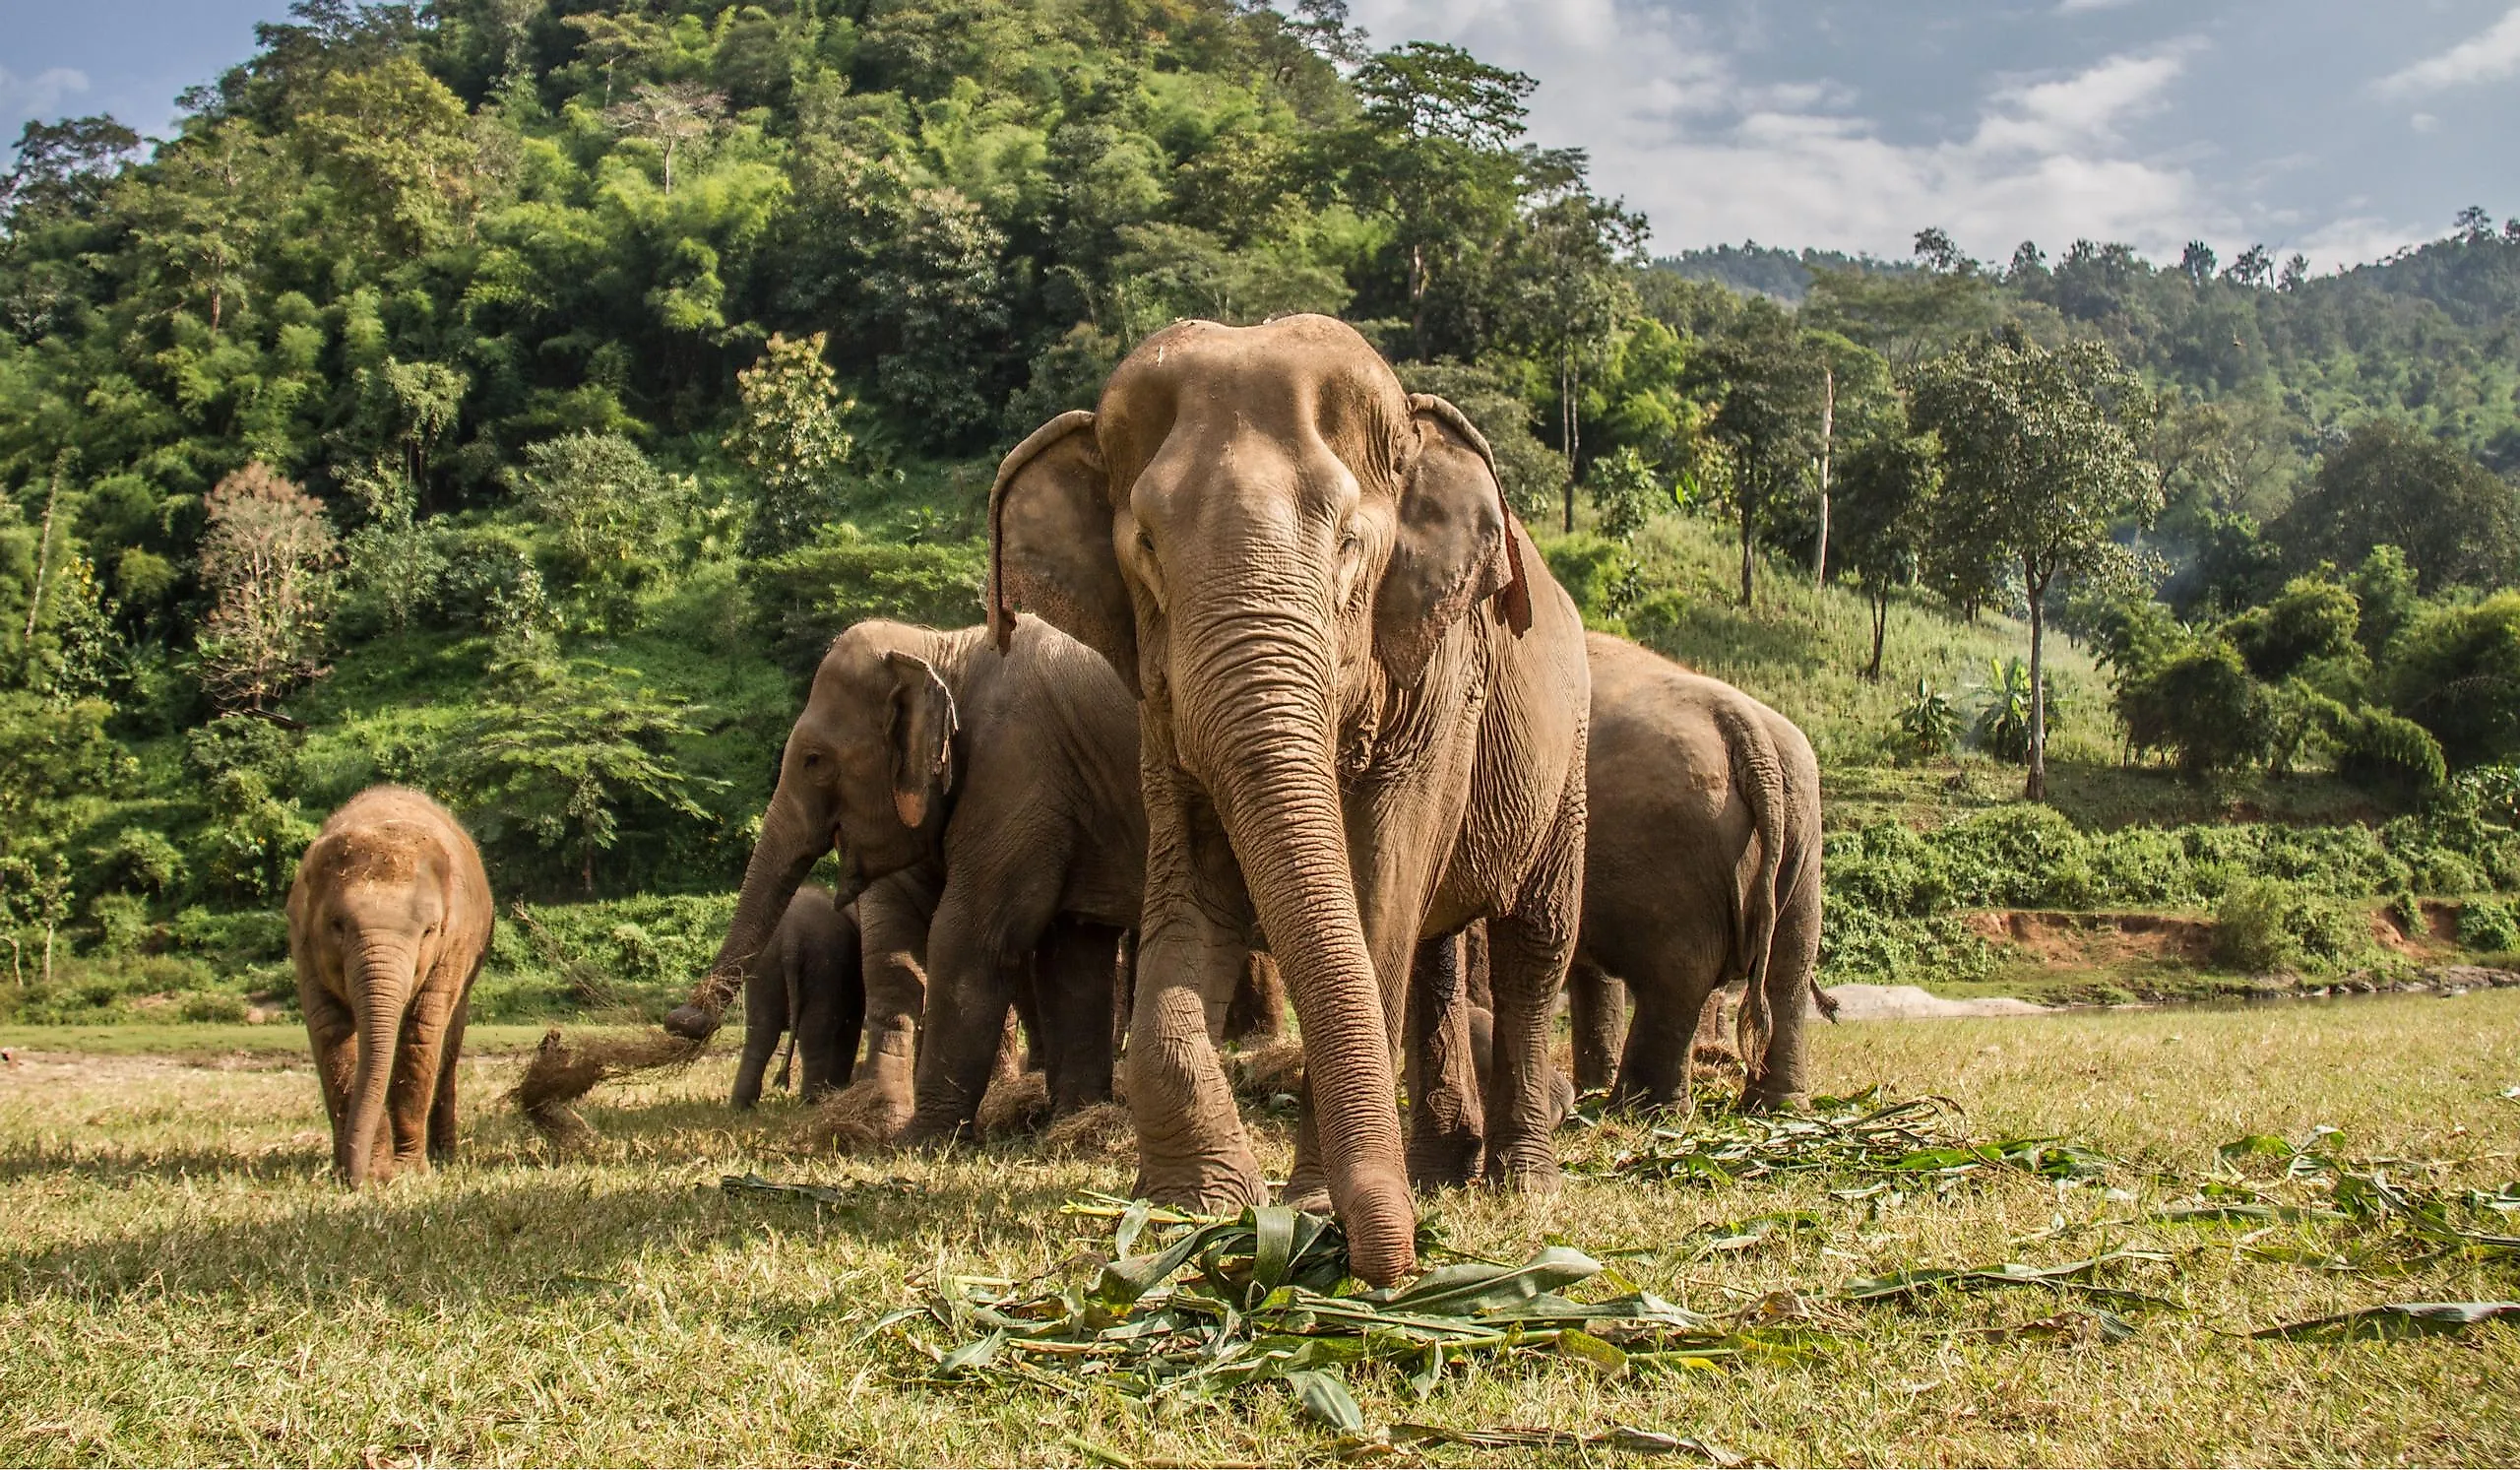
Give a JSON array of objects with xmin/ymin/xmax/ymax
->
[
  {"xmin": 991, "ymin": 314, "xmax": 1591, "ymax": 1285},
  {"xmin": 287, "ymin": 786, "xmax": 494, "ymax": 1183},
  {"xmin": 1567, "ymin": 634, "xmax": 1823, "ymax": 1112},
  {"xmin": 732, "ymin": 885, "xmax": 865, "ymax": 1110},
  {"xmin": 667, "ymin": 616, "xmax": 1145, "ymax": 1145}
]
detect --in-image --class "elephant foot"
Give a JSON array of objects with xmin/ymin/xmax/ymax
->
[
  {"xmin": 1131, "ymin": 1153, "xmax": 1267, "ymax": 1217},
  {"xmin": 900, "ymin": 1111, "xmax": 979, "ymax": 1151},
  {"xmin": 1740, "ymin": 1084, "xmax": 1802, "ymax": 1115},
  {"xmin": 809, "ymin": 1080, "xmax": 916, "ymax": 1153},
  {"xmin": 1480, "ymin": 1143, "xmax": 1564, "ymax": 1194},
  {"xmin": 1406, "ymin": 1126, "xmax": 1484, "ymax": 1191},
  {"xmin": 662, "ymin": 1004, "xmax": 721, "ymax": 1042}
]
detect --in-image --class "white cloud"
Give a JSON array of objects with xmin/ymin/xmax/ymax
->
[
  {"xmin": 2410, "ymin": 111, "xmax": 2441, "ymax": 133},
  {"xmin": 0, "ymin": 66, "xmax": 92, "ymax": 131},
  {"xmin": 2055, "ymin": 0, "xmax": 2139, "ymax": 13},
  {"xmin": 2373, "ymin": 6, "xmax": 2520, "ymax": 97}
]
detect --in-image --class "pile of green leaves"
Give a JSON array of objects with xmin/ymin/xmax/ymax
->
[
  {"xmin": 884, "ymin": 1193, "xmax": 1808, "ymax": 1431},
  {"xmin": 1588, "ymin": 1086, "xmax": 2115, "ymax": 1191}
]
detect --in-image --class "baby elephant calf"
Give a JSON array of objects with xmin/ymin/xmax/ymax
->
[
  {"xmin": 733, "ymin": 885, "xmax": 865, "ymax": 1109},
  {"xmin": 287, "ymin": 787, "xmax": 494, "ymax": 1183}
]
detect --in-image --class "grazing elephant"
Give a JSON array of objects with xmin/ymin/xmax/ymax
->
[
  {"xmin": 990, "ymin": 314, "xmax": 1590, "ymax": 1285},
  {"xmin": 287, "ymin": 786, "xmax": 494, "ymax": 1183},
  {"xmin": 731, "ymin": 885, "xmax": 865, "ymax": 1110},
  {"xmin": 665, "ymin": 616, "xmax": 1145, "ymax": 1144},
  {"xmin": 1565, "ymin": 634, "xmax": 1822, "ymax": 1110}
]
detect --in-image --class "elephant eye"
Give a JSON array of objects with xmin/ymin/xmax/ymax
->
[
  {"xmin": 1135, "ymin": 528, "xmax": 1156, "ymax": 557},
  {"xmin": 800, "ymin": 751, "xmax": 821, "ymax": 768}
]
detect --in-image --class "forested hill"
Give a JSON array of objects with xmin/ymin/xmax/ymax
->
[{"xmin": 2, "ymin": 0, "xmax": 2518, "ymax": 992}]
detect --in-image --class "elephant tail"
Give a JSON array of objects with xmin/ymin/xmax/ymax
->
[{"xmin": 1719, "ymin": 699, "xmax": 1792, "ymax": 1085}]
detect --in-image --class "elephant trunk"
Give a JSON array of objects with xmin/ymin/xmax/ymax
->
[
  {"xmin": 669, "ymin": 796, "xmax": 829, "ymax": 1040},
  {"xmin": 341, "ymin": 938, "xmax": 414, "ymax": 1183},
  {"xmin": 1179, "ymin": 617, "xmax": 1415, "ymax": 1286}
]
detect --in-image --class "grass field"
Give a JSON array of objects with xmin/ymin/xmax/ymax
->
[{"xmin": 5, "ymin": 993, "xmax": 2517, "ymax": 1467}]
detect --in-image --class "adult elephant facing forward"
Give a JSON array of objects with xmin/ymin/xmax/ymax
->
[{"xmin": 990, "ymin": 315, "xmax": 1590, "ymax": 1286}]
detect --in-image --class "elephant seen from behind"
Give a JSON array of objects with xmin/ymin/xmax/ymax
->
[{"xmin": 287, "ymin": 786, "xmax": 495, "ymax": 1184}]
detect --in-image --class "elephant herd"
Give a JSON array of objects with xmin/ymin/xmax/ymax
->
[{"xmin": 284, "ymin": 316, "xmax": 1822, "ymax": 1285}]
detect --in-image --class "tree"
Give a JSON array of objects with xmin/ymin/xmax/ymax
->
[
  {"xmin": 195, "ymin": 463, "xmax": 338, "ymax": 713},
  {"xmin": 507, "ymin": 431, "xmax": 687, "ymax": 629},
  {"xmin": 1345, "ymin": 41, "xmax": 1534, "ymax": 358},
  {"xmin": 0, "ymin": 115, "xmax": 141, "ymax": 225},
  {"xmin": 124, "ymin": 120, "xmax": 284, "ymax": 331},
  {"xmin": 2272, "ymin": 418, "xmax": 2520, "ymax": 594},
  {"xmin": 443, "ymin": 663, "xmax": 718, "ymax": 895},
  {"xmin": 1834, "ymin": 430, "xmax": 1938, "ymax": 680},
  {"xmin": 1686, "ymin": 298, "xmax": 1828, "ymax": 607},
  {"xmin": 603, "ymin": 81, "xmax": 726, "ymax": 197},
  {"xmin": 2387, "ymin": 593, "xmax": 2520, "ymax": 769},
  {"xmin": 725, "ymin": 333, "xmax": 855, "ymax": 558},
  {"xmin": 1505, "ymin": 186, "xmax": 1645, "ymax": 529},
  {"xmin": 1910, "ymin": 333, "xmax": 2161, "ymax": 799}
]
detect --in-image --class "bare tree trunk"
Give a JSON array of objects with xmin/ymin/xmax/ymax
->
[
  {"xmin": 41, "ymin": 924, "xmax": 55, "ymax": 987},
  {"xmin": 1560, "ymin": 357, "xmax": 1578, "ymax": 534},
  {"xmin": 2025, "ymin": 563, "xmax": 2048, "ymax": 802},
  {"xmin": 1738, "ymin": 477, "xmax": 1756, "ymax": 609},
  {"xmin": 1409, "ymin": 243, "xmax": 1426, "ymax": 361},
  {"xmin": 1812, "ymin": 365, "xmax": 1834, "ymax": 588},
  {"xmin": 25, "ymin": 464, "xmax": 61, "ymax": 641},
  {"xmin": 1866, "ymin": 589, "xmax": 1887, "ymax": 680}
]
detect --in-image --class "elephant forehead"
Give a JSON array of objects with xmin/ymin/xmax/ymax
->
[{"xmin": 1104, "ymin": 321, "xmax": 1408, "ymax": 490}]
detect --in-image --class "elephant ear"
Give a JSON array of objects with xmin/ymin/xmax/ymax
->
[
  {"xmin": 988, "ymin": 410, "xmax": 1139, "ymax": 693},
  {"xmin": 883, "ymin": 651, "xmax": 959, "ymax": 830},
  {"xmin": 1374, "ymin": 394, "xmax": 1534, "ymax": 683}
]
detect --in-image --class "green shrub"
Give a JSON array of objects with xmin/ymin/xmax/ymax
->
[
  {"xmin": 1970, "ymin": 657, "xmax": 2035, "ymax": 762},
  {"xmin": 1895, "ymin": 678, "xmax": 1959, "ymax": 757},
  {"xmin": 2387, "ymin": 890, "xmax": 2425, "ymax": 935},
  {"xmin": 2337, "ymin": 707, "xmax": 2447, "ymax": 796},
  {"xmin": 93, "ymin": 826, "xmax": 185, "ymax": 896},
  {"xmin": 2457, "ymin": 898, "xmax": 2519, "ymax": 951},
  {"xmin": 178, "ymin": 991, "xmax": 250, "ymax": 1024},
  {"xmin": 183, "ymin": 714, "xmax": 302, "ymax": 793},
  {"xmin": 1539, "ymin": 535, "xmax": 1641, "ymax": 628},
  {"xmin": 2388, "ymin": 593, "xmax": 2520, "ymax": 768},
  {"xmin": 89, "ymin": 893, "xmax": 152, "ymax": 957},
  {"xmin": 743, "ymin": 524, "xmax": 985, "ymax": 684},
  {"xmin": 2212, "ymin": 879, "xmax": 2357, "ymax": 973}
]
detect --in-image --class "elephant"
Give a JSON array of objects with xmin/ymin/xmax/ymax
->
[
  {"xmin": 664, "ymin": 616, "xmax": 1146, "ymax": 1144},
  {"xmin": 731, "ymin": 884, "xmax": 865, "ymax": 1110},
  {"xmin": 1563, "ymin": 634, "xmax": 1823, "ymax": 1111},
  {"xmin": 286, "ymin": 786, "xmax": 494, "ymax": 1184},
  {"xmin": 989, "ymin": 313, "xmax": 1590, "ymax": 1285}
]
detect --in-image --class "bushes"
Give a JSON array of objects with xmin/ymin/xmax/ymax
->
[
  {"xmin": 2387, "ymin": 593, "xmax": 2520, "ymax": 768},
  {"xmin": 2336, "ymin": 708, "xmax": 2447, "ymax": 796},
  {"xmin": 2211, "ymin": 879, "xmax": 2359, "ymax": 973},
  {"xmin": 2458, "ymin": 898, "xmax": 2519, "ymax": 952},
  {"xmin": 744, "ymin": 524, "xmax": 984, "ymax": 684}
]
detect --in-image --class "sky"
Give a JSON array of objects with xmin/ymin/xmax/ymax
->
[{"xmin": 3, "ymin": 1, "xmax": 2516, "ymax": 271}]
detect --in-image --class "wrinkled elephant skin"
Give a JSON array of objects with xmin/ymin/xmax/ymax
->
[{"xmin": 989, "ymin": 315, "xmax": 1590, "ymax": 1286}]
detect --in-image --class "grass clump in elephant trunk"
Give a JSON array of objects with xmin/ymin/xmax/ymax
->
[{"xmin": 509, "ymin": 1025, "xmax": 711, "ymax": 1151}]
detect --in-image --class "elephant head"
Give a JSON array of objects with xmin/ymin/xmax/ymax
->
[
  {"xmin": 665, "ymin": 622, "xmax": 961, "ymax": 1039},
  {"xmin": 289, "ymin": 822, "xmax": 457, "ymax": 1183},
  {"xmin": 988, "ymin": 315, "xmax": 1532, "ymax": 1284}
]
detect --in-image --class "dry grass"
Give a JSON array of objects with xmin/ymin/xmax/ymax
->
[{"xmin": 3, "ymin": 993, "xmax": 2517, "ymax": 1466}]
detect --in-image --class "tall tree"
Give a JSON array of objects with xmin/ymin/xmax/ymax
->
[
  {"xmin": 1910, "ymin": 332, "xmax": 2160, "ymax": 799},
  {"xmin": 1505, "ymin": 182, "xmax": 1645, "ymax": 530},
  {"xmin": 1834, "ymin": 429, "xmax": 1938, "ymax": 680},
  {"xmin": 1686, "ymin": 298, "xmax": 1828, "ymax": 607},
  {"xmin": 2271, "ymin": 417, "xmax": 2520, "ymax": 594}
]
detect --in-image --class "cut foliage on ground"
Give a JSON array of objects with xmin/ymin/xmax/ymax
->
[{"xmin": 3, "ymin": 992, "xmax": 2517, "ymax": 1464}]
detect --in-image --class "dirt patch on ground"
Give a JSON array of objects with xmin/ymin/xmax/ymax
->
[
  {"xmin": 1966, "ymin": 910, "xmax": 2214, "ymax": 965},
  {"xmin": 2370, "ymin": 900, "xmax": 2461, "ymax": 956}
]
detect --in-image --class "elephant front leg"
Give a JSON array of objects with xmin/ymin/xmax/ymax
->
[
  {"xmin": 1129, "ymin": 787, "xmax": 1265, "ymax": 1214},
  {"xmin": 1481, "ymin": 799, "xmax": 1585, "ymax": 1192},
  {"xmin": 300, "ymin": 977, "xmax": 359, "ymax": 1162},
  {"xmin": 428, "ymin": 993, "xmax": 469, "ymax": 1162},
  {"xmin": 905, "ymin": 878, "xmax": 1055, "ymax": 1145},
  {"xmin": 387, "ymin": 986, "xmax": 460, "ymax": 1174},
  {"xmin": 1405, "ymin": 931, "xmax": 1484, "ymax": 1188},
  {"xmin": 815, "ymin": 873, "xmax": 931, "ymax": 1149},
  {"xmin": 732, "ymin": 967, "xmax": 784, "ymax": 1110}
]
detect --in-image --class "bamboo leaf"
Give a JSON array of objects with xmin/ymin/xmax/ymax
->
[
  {"xmin": 1287, "ymin": 1369, "xmax": 1365, "ymax": 1433},
  {"xmin": 2252, "ymin": 1301, "xmax": 2520, "ymax": 1341},
  {"xmin": 1371, "ymin": 1245, "xmax": 1602, "ymax": 1314}
]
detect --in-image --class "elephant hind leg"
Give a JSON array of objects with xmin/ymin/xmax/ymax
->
[
  {"xmin": 1035, "ymin": 919, "xmax": 1121, "ymax": 1116},
  {"xmin": 1742, "ymin": 863, "xmax": 1823, "ymax": 1112},
  {"xmin": 1566, "ymin": 960, "xmax": 1625, "ymax": 1095}
]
